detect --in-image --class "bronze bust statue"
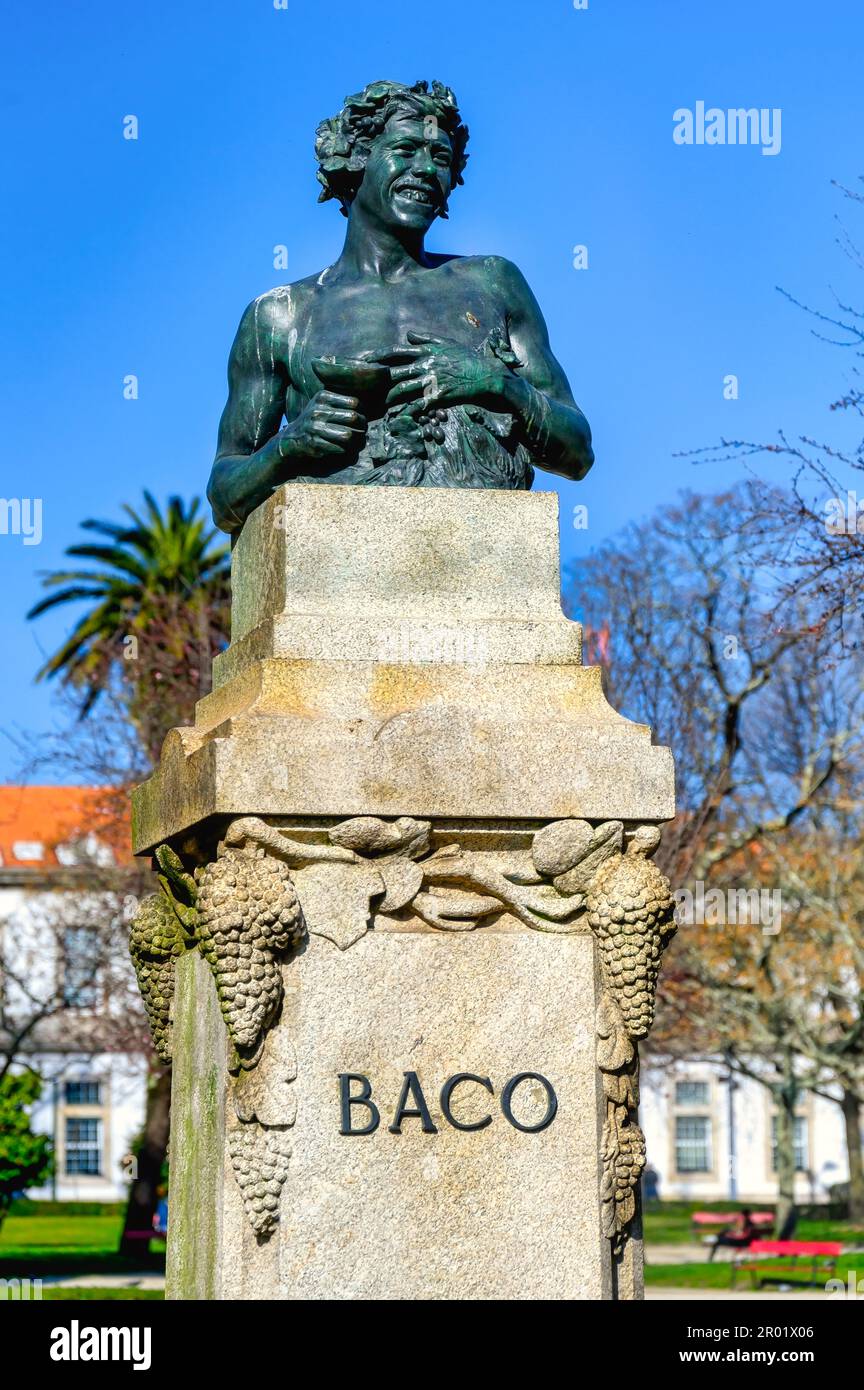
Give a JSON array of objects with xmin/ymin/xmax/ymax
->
[{"xmin": 208, "ymin": 80, "xmax": 594, "ymax": 534}]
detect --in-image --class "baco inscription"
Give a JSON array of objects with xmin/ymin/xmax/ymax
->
[{"xmin": 338, "ymin": 1070, "xmax": 558, "ymax": 1136}]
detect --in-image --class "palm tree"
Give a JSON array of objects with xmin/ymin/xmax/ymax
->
[
  {"xmin": 27, "ymin": 493, "xmax": 231, "ymax": 1257},
  {"xmin": 28, "ymin": 491, "xmax": 230, "ymax": 731}
]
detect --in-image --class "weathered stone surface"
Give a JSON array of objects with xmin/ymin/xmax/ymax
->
[
  {"xmin": 327, "ymin": 814, "xmax": 430, "ymax": 857},
  {"xmin": 289, "ymin": 859, "xmax": 382, "ymax": 951},
  {"xmin": 223, "ymin": 483, "xmax": 582, "ymax": 669},
  {"xmin": 171, "ymin": 920, "xmax": 621, "ymax": 1301},
  {"xmin": 134, "ymin": 664, "xmax": 673, "ymax": 850},
  {"xmin": 132, "ymin": 486, "xmax": 673, "ymax": 853},
  {"xmin": 531, "ymin": 818, "xmax": 594, "ymax": 878},
  {"xmin": 139, "ymin": 483, "xmax": 675, "ymax": 1302},
  {"xmin": 165, "ymin": 951, "xmax": 228, "ymax": 1301}
]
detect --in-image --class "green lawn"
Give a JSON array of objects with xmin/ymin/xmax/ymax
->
[
  {"xmin": 0, "ymin": 1213, "xmax": 125, "ymax": 1256},
  {"xmin": 643, "ymin": 1200, "xmax": 863, "ymax": 1247},
  {"xmin": 645, "ymin": 1255, "xmax": 864, "ymax": 1290},
  {"xmin": 0, "ymin": 1212, "xmax": 165, "ymax": 1286},
  {"xmin": 41, "ymin": 1288, "xmax": 164, "ymax": 1301},
  {"xmin": 9, "ymin": 1200, "xmax": 125, "ymax": 1218},
  {"xmin": 643, "ymin": 1200, "xmax": 864, "ymax": 1292},
  {"xmin": 3, "ymin": 1203, "xmax": 863, "ymax": 1300}
]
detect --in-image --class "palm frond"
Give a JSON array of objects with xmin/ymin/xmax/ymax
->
[
  {"xmin": 27, "ymin": 585, "xmax": 130, "ymax": 619},
  {"xmin": 28, "ymin": 489, "xmax": 232, "ymax": 707}
]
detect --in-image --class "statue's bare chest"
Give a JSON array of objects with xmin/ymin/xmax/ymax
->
[{"xmin": 283, "ymin": 268, "xmax": 505, "ymax": 394}]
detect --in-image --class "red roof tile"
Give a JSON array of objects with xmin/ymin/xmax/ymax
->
[{"xmin": 0, "ymin": 786, "xmax": 131, "ymax": 869}]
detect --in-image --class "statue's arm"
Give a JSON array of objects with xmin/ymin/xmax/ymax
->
[
  {"xmin": 494, "ymin": 259, "xmax": 594, "ymax": 482},
  {"xmin": 207, "ymin": 298, "xmax": 291, "ymax": 534},
  {"xmin": 208, "ymin": 295, "xmax": 366, "ymax": 534}
]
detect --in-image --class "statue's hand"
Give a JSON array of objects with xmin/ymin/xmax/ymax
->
[
  {"xmin": 278, "ymin": 390, "xmax": 366, "ymax": 464},
  {"xmin": 378, "ymin": 332, "xmax": 510, "ymax": 415}
]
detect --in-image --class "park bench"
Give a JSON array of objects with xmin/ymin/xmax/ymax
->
[
  {"xmin": 691, "ymin": 1210, "xmax": 773, "ymax": 1231},
  {"xmin": 732, "ymin": 1239, "xmax": 842, "ymax": 1289}
]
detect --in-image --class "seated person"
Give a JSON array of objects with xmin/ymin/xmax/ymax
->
[{"xmin": 706, "ymin": 1207, "xmax": 757, "ymax": 1261}]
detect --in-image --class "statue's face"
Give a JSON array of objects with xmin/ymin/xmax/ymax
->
[{"xmin": 353, "ymin": 115, "xmax": 454, "ymax": 231}]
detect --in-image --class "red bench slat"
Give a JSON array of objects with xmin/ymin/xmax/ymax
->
[
  {"xmin": 745, "ymin": 1240, "xmax": 842, "ymax": 1256},
  {"xmin": 691, "ymin": 1211, "xmax": 773, "ymax": 1226}
]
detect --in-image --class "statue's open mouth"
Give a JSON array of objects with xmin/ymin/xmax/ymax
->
[{"xmin": 393, "ymin": 182, "xmax": 437, "ymax": 206}]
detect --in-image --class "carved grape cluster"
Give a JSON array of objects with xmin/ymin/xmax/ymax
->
[
  {"xmin": 195, "ymin": 847, "xmax": 305, "ymax": 1054},
  {"xmin": 128, "ymin": 892, "xmax": 185, "ymax": 1064},
  {"xmin": 600, "ymin": 1114, "xmax": 647, "ymax": 1237},
  {"xmin": 586, "ymin": 850, "xmax": 676, "ymax": 1040},
  {"xmin": 227, "ymin": 1123, "xmax": 292, "ymax": 1236}
]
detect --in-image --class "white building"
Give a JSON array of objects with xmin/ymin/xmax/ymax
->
[
  {"xmin": 2, "ymin": 786, "xmax": 853, "ymax": 1210},
  {"xmin": 641, "ymin": 1057, "xmax": 850, "ymax": 1205},
  {"xmin": 0, "ymin": 786, "xmax": 149, "ymax": 1202}
]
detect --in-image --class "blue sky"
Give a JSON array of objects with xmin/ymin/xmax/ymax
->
[{"xmin": 1, "ymin": 0, "xmax": 862, "ymax": 779}]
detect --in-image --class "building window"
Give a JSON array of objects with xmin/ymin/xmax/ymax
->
[
  {"xmin": 675, "ymin": 1115, "xmax": 712, "ymax": 1172},
  {"xmin": 675, "ymin": 1080, "xmax": 710, "ymax": 1106},
  {"xmin": 771, "ymin": 1115, "xmax": 809, "ymax": 1172},
  {"xmin": 12, "ymin": 839, "xmax": 44, "ymax": 862},
  {"xmin": 62, "ymin": 926, "xmax": 100, "ymax": 1007},
  {"xmin": 65, "ymin": 1117, "xmax": 102, "ymax": 1176},
  {"xmin": 64, "ymin": 1080, "xmax": 101, "ymax": 1106}
]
